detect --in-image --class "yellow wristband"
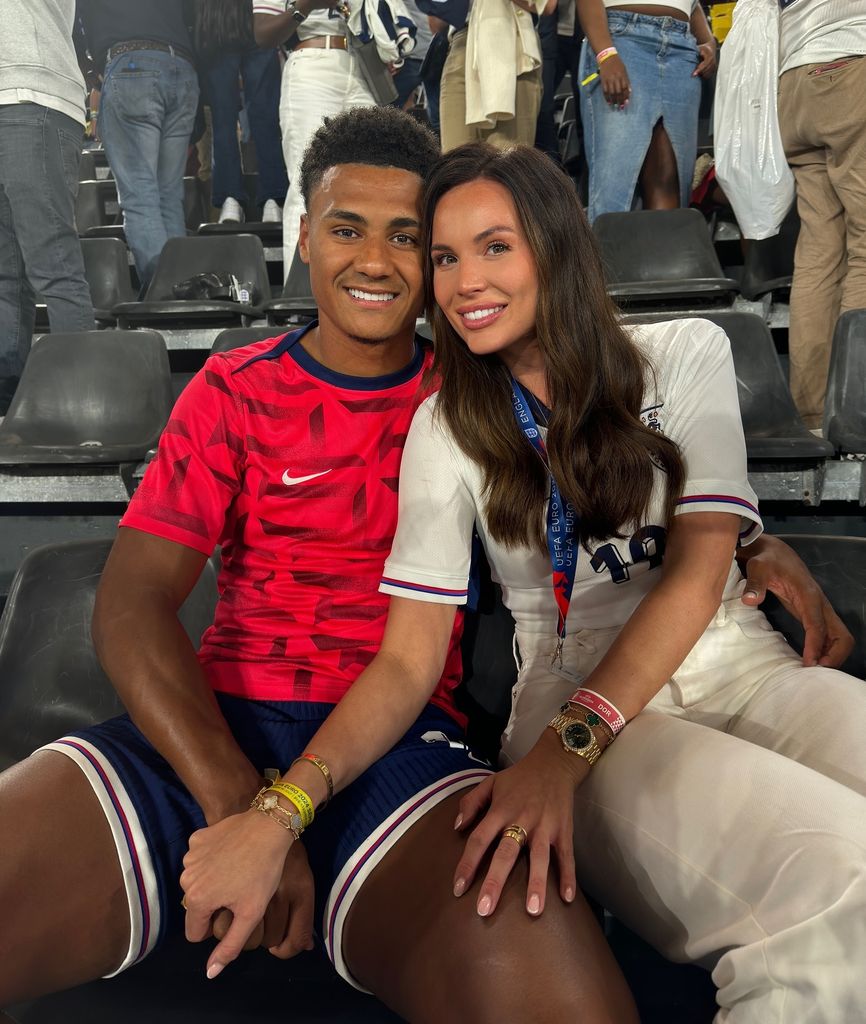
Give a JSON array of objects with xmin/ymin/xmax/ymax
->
[{"xmin": 268, "ymin": 782, "xmax": 315, "ymax": 828}]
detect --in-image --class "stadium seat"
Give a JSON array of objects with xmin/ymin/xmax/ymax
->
[
  {"xmin": 622, "ymin": 312, "xmax": 833, "ymax": 460},
  {"xmin": 211, "ymin": 326, "xmax": 286, "ymax": 354},
  {"xmin": 760, "ymin": 534, "xmax": 866, "ymax": 681},
  {"xmin": 184, "ymin": 175, "xmax": 209, "ymax": 232},
  {"xmin": 78, "ymin": 150, "xmax": 97, "ymax": 182},
  {"xmin": 75, "ymin": 179, "xmax": 125, "ymax": 240},
  {"xmin": 264, "ymin": 245, "xmax": 316, "ymax": 323},
  {"xmin": 81, "ymin": 237, "xmax": 136, "ymax": 323},
  {"xmin": 739, "ymin": 205, "xmax": 799, "ymax": 303},
  {"xmin": 0, "ymin": 331, "xmax": 172, "ymax": 465},
  {"xmin": 823, "ymin": 309, "xmax": 866, "ymax": 455},
  {"xmin": 593, "ymin": 208, "xmax": 738, "ymax": 309},
  {"xmin": 113, "ymin": 235, "xmax": 269, "ymax": 328}
]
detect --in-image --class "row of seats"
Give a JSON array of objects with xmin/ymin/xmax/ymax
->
[{"xmin": 3, "ymin": 311, "xmax": 865, "ymax": 479}]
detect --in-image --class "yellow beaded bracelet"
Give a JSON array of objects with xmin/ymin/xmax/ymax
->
[{"xmin": 268, "ymin": 781, "xmax": 315, "ymax": 828}]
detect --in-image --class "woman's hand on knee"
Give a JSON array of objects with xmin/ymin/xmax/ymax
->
[{"xmin": 451, "ymin": 734, "xmax": 585, "ymax": 918}]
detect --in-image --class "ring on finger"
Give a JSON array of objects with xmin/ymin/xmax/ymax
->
[{"xmin": 501, "ymin": 824, "xmax": 528, "ymax": 848}]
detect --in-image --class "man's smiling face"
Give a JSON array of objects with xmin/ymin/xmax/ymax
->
[{"xmin": 298, "ymin": 163, "xmax": 426, "ymax": 351}]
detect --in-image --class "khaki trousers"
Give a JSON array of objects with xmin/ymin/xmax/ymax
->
[
  {"xmin": 502, "ymin": 586, "xmax": 866, "ymax": 1023},
  {"xmin": 439, "ymin": 29, "xmax": 542, "ymax": 152},
  {"xmin": 777, "ymin": 56, "xmax": 866, "ymax": 427}
]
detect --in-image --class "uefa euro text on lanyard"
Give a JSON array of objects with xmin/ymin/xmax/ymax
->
[{"xmin": 510, "ymin": 378, "xmax": 578, "ymax": 668}]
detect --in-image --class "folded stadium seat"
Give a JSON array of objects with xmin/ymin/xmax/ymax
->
[
  {"xmin": 211, "ymin": 326, "xmax": 286, "ymax": 355},
  {"xmin": 113, "ymin": 235, "xmax": 269, "ymax": 329},
  {"xmin": 75, "ymin": 178, "xmax": 125, "ymax": 241},
  {"xmin": 184, "ymin": 175, "xmax": 208, "ymax": 232},
  {"xmin": 823, "ymin": 309, "xmax": 866, "ymax": 455},
  {"xmin": 0, "ymin": 331, "xmax": 174, "ymax": 495},
  {"xmin": 78, "ymin": 149, "xmax": 97, "ymax": 182},
  {"xmin": 80, "ymin": 237, "xmax": 136, "ymax": 324},
  {"xmin": 0, "ymin": 540, "xmax": 405, "ymax": 1024},
  {"xmin": 760, "ymin": 534, "xmax": 866, "ymax": 681},
  {"xmin": 621, "ymin": 311, "xmax": 833, "ymax": 461},
  {"xmin": 263, "ymin": 245, "xmax": 317, "ymax": 324},
  {"xmin": 594, "ymin": 208, "xmax": 738, "ymax": 310},
  {"xmin": 739, "ymin": 205, "xmax": 799, "ymax": 303}
]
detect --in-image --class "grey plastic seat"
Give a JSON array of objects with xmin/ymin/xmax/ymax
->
[
  {"xmin": 594, "ymin": 208, "xmax": 739, "ymax": 309},
  {"xmin": 264, "ymin": 245, "xmax": 316, "ymax": 323},
  {"xmin": 211, "ymin": 326, "xmax": 286, "ymax": 355},
  {"xmin": 740, "ymin": 205, "xmax": 799, "ymax": 302},
  {"xmin": 81, "ymin": 237, "xmax": 136, "ymax": 323},
  {"xmin": 621, "ymin": 311, "xmax": 833, "ymax": 460},
  {"xmin": 823, "ymin": 309, "xmax": 866, "ymax": 454},
  {"xmin": 113, "ymin": 235, "xmax": 269, "ymax": 328},
  {"xmin": 0, "ymin": 330, "xmax": 173, "ymax": 464},
  {"xmin": 78, "ymin": 150, "xmax": 97, "ymax": 182},
  {"xmin": 75, "ymin": 178, "xmax": 125, "ymax": 241},
  {"xmin": 760, "ymin": 534, "xmax": 866, "ymax": 681}
]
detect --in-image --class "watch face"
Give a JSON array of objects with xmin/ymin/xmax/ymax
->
[{"xmin": 563, "ymin": 721, "xmax": 593, "ymax": 752}]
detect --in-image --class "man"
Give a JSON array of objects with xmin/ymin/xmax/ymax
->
[
  {"xmin": 0, "ymin": 107, "xmax": 850, "ymax": 1019},
  {"xmin": 777, "ymin": 0, "xmax": 866, "ymax": 427},
  {"xmin": 77, "ymin": 0, "xmax": 199, "ymax": 289},
  {"xmin": 0, "ymin": 0, "xmax": 95, "ymax": 414}
]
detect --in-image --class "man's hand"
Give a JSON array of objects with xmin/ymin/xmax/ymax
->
[
  {"xmin": 210, "ymin": 841, "xmax": 315, "ymax": 959},
  {"xmin": 739, "ymin": 539, "xmax": 854, "ymax": 668}
]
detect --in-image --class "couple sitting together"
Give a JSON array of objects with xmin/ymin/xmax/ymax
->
[{"xmin": 1, "ymin": 106, "xmax": 864, "ymax": 1024}]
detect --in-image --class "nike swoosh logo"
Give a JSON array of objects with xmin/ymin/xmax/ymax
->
[{"xmin": 282, "ymin": 469, "xmax": 332, "ymax": 486}]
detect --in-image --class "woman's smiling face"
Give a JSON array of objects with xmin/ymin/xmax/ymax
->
[{"xmin": 430, "ymin": 178, "xmax": 541, "ymax": 374}]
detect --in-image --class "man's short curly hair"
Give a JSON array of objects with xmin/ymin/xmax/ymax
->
[{"xmin": 299, "ymin": 107, "xmax": 440, "ymax": 207}]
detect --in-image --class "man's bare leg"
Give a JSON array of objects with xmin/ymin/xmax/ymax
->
[
  {"xmin": 344, "ymin": 792, "xmax": 638, "ymax": 1024},
  {"xmin": 0, "ymin": 751, "xmax": 130, "ymax": 1006}
]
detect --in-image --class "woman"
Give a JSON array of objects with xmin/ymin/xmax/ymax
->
[
  {"xmin": 376, "ymin": 143, "xmax": 866, "ymax": 1020},
  {"xmin": 182, "ymin": 140, "xmax": 864, "ymax": 1021},
  {"xmin": 576, "ymin": 0, "xmax": 717, "ymax": 221}
]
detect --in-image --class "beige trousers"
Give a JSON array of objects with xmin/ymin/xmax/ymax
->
[
  {"xmin": 777, "ymin": 56, "xmax": 866, "ymax": 428},
  {"xmin": 439, "ymin": 29, "xmax": 542, "ymax": 153},
  {"xmin": 501, "ymin": 588, "xmax": 866, "ymax": 1023}
]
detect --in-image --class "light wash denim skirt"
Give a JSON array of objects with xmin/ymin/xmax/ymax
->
[{"xmin": 579, "ymin": 10, "xmax": 701, "ymax": 222}]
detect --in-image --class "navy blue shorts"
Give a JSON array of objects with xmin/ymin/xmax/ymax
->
[{"xmin": 42, "ymin": 695, "xmax": 492, "ymax": 988}]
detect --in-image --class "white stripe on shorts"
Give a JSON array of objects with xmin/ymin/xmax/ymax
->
[
  {"xmin": 323, "ymin": 768, "xmax": 493, "ymax": 991},
  {"xmin": 41, "ymin": 737, "xmax": 161, "ymax": 975}
]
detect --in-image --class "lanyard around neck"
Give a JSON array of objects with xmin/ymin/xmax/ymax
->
[{"xmin": 510, "ymin": 379, "xmax": 579, "ymax": 663}]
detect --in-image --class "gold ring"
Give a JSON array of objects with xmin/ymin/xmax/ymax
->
[
  {"xmin": 181, "ymin": 895, "xmax": 188, "ymax": 910},
  {"xmin": 501, "ymin": 824, "xmax": 528, "ymax": 848}
]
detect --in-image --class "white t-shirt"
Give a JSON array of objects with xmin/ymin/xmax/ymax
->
[
  {"xmin": 380, "ymin": 319, "xmax": 763, "ymax": 635},
  {"xmin": 253, "ymin": 0, "xmax": 352, "ymax": 42}
]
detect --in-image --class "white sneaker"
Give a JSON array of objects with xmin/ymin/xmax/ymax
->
[
  {"xmin": 218, "ymin": 197, "xmax": 245, "ymax": 224},
  {"xmin": 262, "ymin": 199, "xmax": 281, "ymax": 223}
]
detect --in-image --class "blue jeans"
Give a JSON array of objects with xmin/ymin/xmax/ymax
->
[
  {"xmin": 205, "ymin": 48, "xmax": 287, "ymax": 208},
  {"xmin": 100, "ymin": 49, "xmax": 199, "ymax": 288},
  {"xmin": 579, "ymin": 11, "xmax": 700, "ymax": 222},
  {"xmin": 0, "ymin": 103, "xmax": 95, "ymax": 403}
]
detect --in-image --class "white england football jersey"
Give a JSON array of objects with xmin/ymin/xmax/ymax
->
[{"xmin": 380, "ymin": 318, "xmax": 763, "ymax": 634}]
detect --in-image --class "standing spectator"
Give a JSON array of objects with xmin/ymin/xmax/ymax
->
[
  {"xmin": 196, "ymin": 0, "xmax": 288, "ymax": 224},
  {"xmin": 439, "ymin": 0, "xmax": 546, "ymax": 153},
  {"xmin": 78, "ymin": 0, "xmax": 200, "ymax": 289},
  {"xmin": 535, "ymin": 0, "xmax": 583, "ymax": 162},
  {"xmin": 576, "ymin": 0, "xmax": 716, "ymax": 223},
  {"xmin": 0, "ymin": 0, "xmax": 95, "ymax": 414},
  {"xmin": 392, "ymin": 0, "xmax": 435, "ymax": 111},
  {"xmin": 777, "ymin": 0, "xmax": 866, "ymax": 429}
]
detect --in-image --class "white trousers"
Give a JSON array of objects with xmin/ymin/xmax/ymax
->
[
  {"xmin": 278, "ymin": 48, "xmax": 375, "ymax": 277},
  {"xmin": 501, "ymin": 584, "xmax": 866, "ymax": 1023}
]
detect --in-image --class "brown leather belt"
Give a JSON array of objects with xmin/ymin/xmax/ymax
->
[
  {"xmin": 294, "ymin": 35, "xmax": 348, "ymax": 51},
  {"xmin": 107, "ymin": 39, "xmax": 195, "ymax": 65}
]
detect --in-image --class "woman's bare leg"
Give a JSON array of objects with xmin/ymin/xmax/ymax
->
[{"xmin": 639, "ymin": 120, "xmax": 680, "ymax": 210}]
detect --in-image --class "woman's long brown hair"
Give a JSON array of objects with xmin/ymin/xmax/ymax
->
[{"xmin": 422, "ymin": 143, "xmax": 685, "ymax": 553}]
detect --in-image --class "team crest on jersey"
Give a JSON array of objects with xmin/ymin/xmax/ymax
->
[{"xmin": 640, "ymin": 402, "xmax": 664, "ymax": 433}]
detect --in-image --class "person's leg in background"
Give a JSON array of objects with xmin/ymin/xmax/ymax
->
[
  {"xmin": 240, "ymin": 46, "xmax": 288, "ymax": 218},
  {"xmin": 205, "ymin": 52, "xmax": 247, "ymax": 220},
  {"xmin": 392, "ymin": 57, "xmax": 424, "ymax": 110},
  {"xmin": 420, "ymin": 30, "xmax": 449, "ymax": 138},
  {"xmin": 483, "ymin": 65, "xmax": 543, "ymax": 149},
  {"xmin": 0, "ymin": 102, "xmax": 94, "ymax": 410},
  {"xmin": 439, "ymin": 30, "xmax": 475, "ymax": 152},
  {"xmin": 534, "ymin": 11, "xmax": 561, "ymax": 160},
  {"xmin": 156, "ymin": 56, "xmax": 200, "ymax": 245}
]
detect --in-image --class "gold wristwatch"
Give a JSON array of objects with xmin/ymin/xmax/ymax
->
[{"xmin": 548, "ymin": 706, "xmax": 607, "ymax": 766}]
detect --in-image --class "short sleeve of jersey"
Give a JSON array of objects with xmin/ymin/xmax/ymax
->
[
  {"xmin": 120, "ymin": 356, "xmax": 245, "ymax": 555},
  {"xmin": 380, "ymin": 397, "xmax": 477, "ymax": 604},
  {"xmin": 638, "ymin": 318, "xmax": 763, "ymax": 546},
  {"xmin": 252, "ymin": 0, "xmax": 283, "ymax": 15}
]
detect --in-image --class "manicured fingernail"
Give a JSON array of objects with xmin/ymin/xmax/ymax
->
[
  {"xmin": 454, "ymin": 877, "xmax": 466, "ymax": 897},
  {"xmin": 477, "ymin": 894, "xmax": 492, "ymax": 917},
  {"xmin": 453, "ymin": 813, "xmax": 463, "ymax": 830},
  {"xmin": 206, "ymin": 961, "xmax": 224, "ymax": 980},
  {"xmin": 744, "ymin": 590, "xmax": 758, "ymax": 600},
  {"xmin": 527, "ymin": 894, "xmax": 541, "ymax": 915},
  {"xmin": 564, "ymin": 886, "xmax": 575, "ymax": 902}
]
